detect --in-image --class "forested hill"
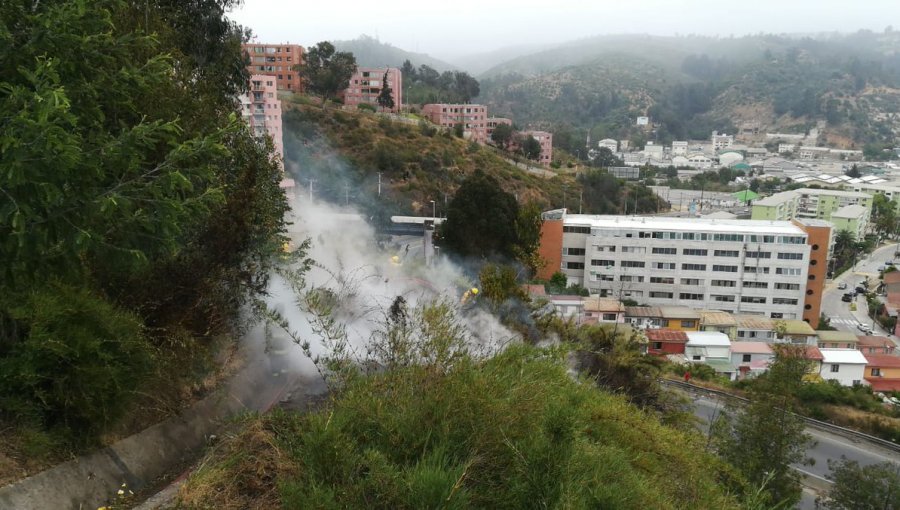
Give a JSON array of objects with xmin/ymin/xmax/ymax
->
[
  {"xmin": 475, "ymin": 31, "xmax": 900, "ymax": 153},
  {"xmin": 334, "ymin": 35, "xmax": 457, "ymax": 71}
]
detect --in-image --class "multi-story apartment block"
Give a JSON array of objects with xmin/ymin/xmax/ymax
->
[
  {"xmin": 751, "ymin": 188, "xmax": 872, "ymax": 223},
  {"xmin": 711, "ymin": 131, "xmax": 734, "ymax": 151},
  {"xmin": 239, "ymin": 75, "xmax": 284, "ymax": 161},
  {"xmin": 486, "ymin": 117, "xmax": 512, "ymax": 141},
  {"xmin": 792, "ymin": 219, "xmax": 831, "ymax": 328},
  {"xmin": 341, "ymin": 67, "xmax": 402, "ymax": 112},
  {"xmin": 521, "ymin": 130, "xmax": 553, "ymax": 166},
  {"xmin": 421, "ymin": 104, "xmax": 488, "ymax": 143},
  {"xmin": 830, "ymin": 204, "xmax": 869, "ymax": 241},
  {"xmin": 538, "ymin": 210, "xmax": 815, "ymax": 320},
  {"xmin": 242, "ymin": 43, "xmax": 303, "ymax": 91},
  {"xmin": 671, "ymin": 141, "xmax": 688, "ymax": 156}
]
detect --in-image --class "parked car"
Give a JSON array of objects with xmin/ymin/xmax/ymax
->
[
  {"xmin": 842, "ymin": 293, "xmax": 854, "ymax": 302},
  {"xmin": 837, "ymin": 282, "xmax": 848, "ymax": 290},
  {"xmin": 857, "ymin": 323, "xmax": 874, "ymax": 335},
  {"xmin": 856, "ymin": 286, "xmax": 867, "ymax": 294}
]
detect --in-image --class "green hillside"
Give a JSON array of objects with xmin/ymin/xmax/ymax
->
[
  {"xmin": 477, "ymin": 32, "xmax": 900, "ymax": 152},
  {"xmin": 334, "ymin": 35, "xmax": 457, "ymax": 71}
]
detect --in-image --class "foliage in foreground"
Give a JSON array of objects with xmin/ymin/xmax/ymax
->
[
  {"xmin": 179, "ymin": 306, "xmax": 738, "ymax": 509},
  {"xmin": 819, "ymin": 458, "xmax": 900, "ymax": 510}
]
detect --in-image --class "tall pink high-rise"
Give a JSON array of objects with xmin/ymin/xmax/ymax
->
[{"xmin": 240, "ymin": 75, "xmax": 284, "ymax": 163}]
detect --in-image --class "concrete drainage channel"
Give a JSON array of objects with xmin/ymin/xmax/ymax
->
[{"xmin": 0, "ymin": 326, "xmax": 323, "ymax": 510}]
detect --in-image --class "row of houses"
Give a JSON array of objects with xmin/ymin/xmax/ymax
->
[{"xmin": 529, "ymin": 289, "xmax": 900, "ymax": 388}]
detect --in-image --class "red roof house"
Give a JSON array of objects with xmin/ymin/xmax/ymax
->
[{"xmin": 646, "ymin": 329, "xmax": 688, "ymax": 356}]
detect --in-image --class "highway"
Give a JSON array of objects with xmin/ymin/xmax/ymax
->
[
  {"xmin": 821, "ymin": 242, "xmax": 899, "ymax": 344},
  {"xmin": 686, "ymin": 391, "xmax": 900, "ymax": 509}
]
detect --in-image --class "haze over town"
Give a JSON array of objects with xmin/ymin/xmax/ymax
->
[{"xmin": 229, "ymin": 0, "xmax": 900, "ymax": 60}]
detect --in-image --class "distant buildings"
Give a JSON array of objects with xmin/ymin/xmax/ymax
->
[
  {"xmin": 340, "ymin": 67, "xmax": 402, "ymax": 113},
  {"xmin": 420, "ymin": 103, "xmax": 488, "ymax": 143},
  {"xmin": 636, "ymin": 116, "xmax": 650, "ymax": 126},
  {"xmin": 241, "ymin": 43, "xmax": 303, "ymax": 91},
  {"xmin": 711, "ymin": 131, "xmax": 734, "ymax": 151},
  {"xmin": 520, "ymin": 130, "xmax": 553, "ymax": 166},
  {"xmin": 751, "ymin": 188, "xmax": 873, "ymax": 225},
  {"xmin": 239, "ymin": 75, "xmax": 284, "ymax": 161},
  {"xmin": 598, "ymin": 138, "xmax": 619, "ymax": 152},
  {"xmin": 671, "ymin": 141, "xmax": 688, "ymax": 156}
]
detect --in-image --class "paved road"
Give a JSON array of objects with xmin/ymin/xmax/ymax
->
[
  {"xmin": 688, "ymin": 393, "xmax": 900, "ymax": 509},
  {"xmin": 821, "ymin": 243, "xmax": 899, "ymax": 345}
]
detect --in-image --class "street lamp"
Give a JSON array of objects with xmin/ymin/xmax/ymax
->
[{"xmin": 430, "ymin": 200, "xmax": 436, "ymax": 219}]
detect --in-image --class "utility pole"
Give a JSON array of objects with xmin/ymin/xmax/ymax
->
[
  {"xmin": 377, "ymin": 172, "xmax": 382, "ymax": 196},
  {"xmin": 579, "ymin": 191, "xmax": 583, "ymax": 214},
  {"xmin": 308, "ymin": 178, "xmax": 315, "ymax": 201}
]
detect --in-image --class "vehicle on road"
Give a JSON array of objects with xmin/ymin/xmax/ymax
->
[
  {"xmin": 857, "ymin": 323, "xmax": 874, "ymax": 334},
  {"xmin": 856, "ymin": 286, "xmax": 867, "ymax": 294},
  {"xmin": 838, "ymin": 282, "xmax": 848, "ymax": 290},
  {"xmin": 842, "ymin": 293, "xmax": 854, "ymax": 302}
]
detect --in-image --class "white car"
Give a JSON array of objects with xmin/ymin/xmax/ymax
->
[
  {"xmin": 856, "ymin": 323, "xmax": 873, "ymax": 335},
  {"xmin": 837, "ymin": 282, "xmax": 848, "ymax": 290}
]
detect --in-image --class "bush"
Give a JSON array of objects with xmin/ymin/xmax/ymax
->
[
  {"xmin": 0, "ymin": 283, "xmax": 152, "ymax": 442},
  {"xmin": 357, "ymin": 103, "xmax": 376, "ymax": 113}
]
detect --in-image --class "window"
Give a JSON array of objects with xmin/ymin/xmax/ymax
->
[
  {"xmin": 692, "ymin": 355, "xmax": 702, "ymax": 361},
  {"xmin": 778, "ymin": 252, "xmax": 804, "ymax": 260},
  {"xmin": 621, "ymin": 261, "xmax": 646, "ymax": 268},
  {"xmin": 776, "ymin": 268, "xmax": 802, "ymax": 276},
  {"xmin": 652, "ymin": 342, "xmax": 663, "ymax": 350},
  {"xmin": 595, "ymin": 245, "xmax": 616, "ymax": 252},
  {"xmin": 563, "ymin": 226, "xmax": 591, "ymax": 234},
  {"xmin": 773, "ymin": 298, "xmax": 799, "ymax": 305},
  {"xmin": 621, "ymin": 246, "xmax": 646, "ymax": 254},
  {"xmin": 650, "ymin": 277, "xmax": 675, "ymax": 284},
  {"xmin": 602, "ymin": 313, "xmax": 618, "ymax": 321},
  {"xmin": 780, "ymin": 236, "xmax": 806, "ymax": 245},
  {"xmin": 591, "ymin": 274, "xmax": 614, "ymax": 282},
  {"xmin": 775, "ymin": 283, "xmax": 800, "ymax": 290},
  {"xmin": 711, "ymin": 280, "xmax": 736, "ymax": 287},
  {"xmin": 650, "ymin": 291, "xmax": 673, "ymax": 298},
  {"xmin": 770, "ymin": 313, "xmax": 784, "ymax": 319},
  {"xmin": 744, "ymin": 266, "xmax": 770, "ymax": 274},
  {"xmin": 564, "ymin": 247, "xmax": 586, "ymax": 256},
  {"xmin": 714, "ymin": 250, "xmax": 739, "ymax": 257},
  {"xmin": 679, "ymin": 293, "xmax": 703, "ymax": 300},
  {"xmin": 713, "ymin": 234, "xmax": 744, "ymax": 242},
  {"xmin": 682, "ymin": 263, "xmax": 707, "ymax": 271},
  {"xmin": 654, "ymin": 262, "xmax": 676, "ymax": 270},
  {"xmin": 565, "ymin": 262, "xmax": 584, "ymax": 270},
  {"xmin": 620, "ymin": 275, "xmax": 644, "ymax": 282},
  {"xmin": 681, "ymin": 278, "xmax": 702, "ymax": 285},
  {"xmin": 652, "ymin": 247, "xmax": 677, "ymax": 255},
  {"xmin": 741, "ymin": 296, "xmax": 767, "ymax": 304},
  {"xmin": 682, "ymin": 320, "xmax": 697, "ymax": 328},
  {"xmin": 872, "ymin": 368, "xmax": 882, "ymax": 376},
  {"xmin": 745, "ymin": 251, "xmax": 771, "ymax": 259},
  {"xmin": 683, "ymin": 249, "xmax": 708, "ymax": 256},
  {"xmin": 712, "ymin": 295, "xmax": 736, "ymax": 302},
  {"xmin": 591, "ymin": 259, "xmax": 615, "ymax": 267},
  {"xmin": 742, "ymin": 354, "xmax": 752, "ymax": 363},
  {"xmin": 830, "ymin": 364, "xmax": 840, "ymax": 373},
  {"xmin": 743, "ymin": 281, "xmax": 768, "ymax": 289},
  {"xmin": 713, "ymin": 265, "xmax": 738, "ymax": 272}
]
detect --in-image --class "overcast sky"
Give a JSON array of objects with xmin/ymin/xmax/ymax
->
[{"xmin": 229, "ymin": 0, "xmax": 899, "ymax": 58}]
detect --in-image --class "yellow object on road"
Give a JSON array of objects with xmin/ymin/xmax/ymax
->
[{"xmin": 460, "ymin": 287, "xmax": 479, "ymax": 304}]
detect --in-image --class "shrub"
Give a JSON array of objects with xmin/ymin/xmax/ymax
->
[{"xmin": 357, "ymin": 103, "xmax": 376, "ymax": 113}]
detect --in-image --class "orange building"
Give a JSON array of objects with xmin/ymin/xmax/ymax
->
[
  {"xmin": 792, "ymin": 219, "xmax": 832, "ymax": 328},
  {"xmin": 536, "ymin": 209, "xmax": 565, "ymax": 280},
  {"xmin": 242, "ymin": 43, "xmax": 304, "ymax": 92}
]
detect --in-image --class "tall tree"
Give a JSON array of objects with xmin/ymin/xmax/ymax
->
[
  {"xmin": 711, "ymin": 345, "xmax": 812, "ymax": 507},
  {"xmin": 299, "ymin": 41, "xmax": 357, "ymax": 106},
  {"xmin": 521, "ymin": 134, "xmax": 542, "ymax": 161},
  {"xmin": 376, "ymin": 70, "xmax": 395, "ymax": 112},
  {"xmin": 438, "ymin": 171, "xmax": 521, "ymax": 259},
  {"xmin": 819, "ymin": 459, "xmax": 900, "ymax": 510},
  {"xmin": 490, "ymin": 122, "xmax": 514, "ymax": 150}
]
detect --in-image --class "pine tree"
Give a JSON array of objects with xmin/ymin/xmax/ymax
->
[{"xmin": 376, "ymin": 70, "xmax": 395, "ymax": 112}]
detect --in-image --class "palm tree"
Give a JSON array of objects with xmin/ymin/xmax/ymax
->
[{"xmin": 834, "ymin": 230, "xmax": 857, "ymax": 271}]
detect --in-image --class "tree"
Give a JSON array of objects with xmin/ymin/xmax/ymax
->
[
  {"xmin": 711, "ymin": 345, "xmax": 812, "ymax": 507},
  {"xmin": 438, "ymin": 171, "xmax": 521, "ymax": 260},
  {"xmin": 846, "ymin": 164, "xmax": 862, "ymax": 178},
  {"xmin": 375, "ymin": 70, "xmax": 394, "ymax": 112},
  {"xmin": 521, "ymin": 134, "xmax": 542, "ymax": 161},
  {"xmin": 871, "ymin": 193, "xmax": 898, "ymax": 240},
  {"xmin": 819, "ymin": 459, "xmax": 900, "ymax": 509},
  {"xmin": 592, "ymin": 147, "xmax": 623, "ymax": 168},
  {"xmin": 515, "ymin": 202, "xmax": 544, "ymax": 275},
  {"xmin": 490, "ymin": 122, "xmax": 514, "ymax": 150},
  {"xmin": 299, "ymin": 41, "xmax": 357, "ymax": 105}
]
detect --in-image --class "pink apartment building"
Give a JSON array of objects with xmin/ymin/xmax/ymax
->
[
  {"xmin": 523, "ymin": 130, "xmax": 553, "ymax": 166},
  {"xmin": 421, "ymin": 104, "xmax": 488, "ymax": 143},
  {"xmin": 486, "ymin": 117, "xmax": 512, "ymax": 141},
  {"xmin": 242, "ymin": 43, "xmax": 304, "ymax": 92},
  {"xmin": 342, "ymin": 67, "xmax": 402, "ymax": 112}
]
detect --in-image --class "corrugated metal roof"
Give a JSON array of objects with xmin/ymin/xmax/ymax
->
[
  {"xmin": 686, "ymin": 331, "xmax": 731, "ymax": 346},
  {"xmin": 583, "ymin": 297, "xmax": 624, "ymax": 312},
  {"xmin": 820, "ymin": 348, "xmax": 868, "ymax": 364},
  {"xmin": 659, "ymin": 306, "xmax": 702, "ymax": 319},
  {"xmin": 857, "ymin": 336, "xmax": 894, "ymax": 348},
  {"xmin": 782, "ymin": 320, "xmax": 816, "ymax": 336},
  {"xmin": 625, "ymin": 306, "xmax": 661, "ymax": 318},
  {"xmin": 734, "ymin": 315, "xmax": 775, "ymax": 329},
  {"xmin": 864, "ymin": 354, "xmax": 900, "ymax": 368},
  {"xmin": 731, "ymin": 342, "xmax": 774, "ymax": 354},
  {"xmin": 699, "ymin": 310, "xmax": 737, "ymax": 326},
  {"xmin": 817, "ymin": 330, "xmax": 858, "ymax": 342},
  {"xmin": 646, "ymin": 329, "xmax": 688, "ymax": 342}
]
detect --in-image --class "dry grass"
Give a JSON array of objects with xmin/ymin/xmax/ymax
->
[
  {"xmin": 821, "ymin": 404, "xmax": 900, "ymax": 437},
  {"xmin": 176, "ymin": 417, "xmax": 296, "ymax": 510}
]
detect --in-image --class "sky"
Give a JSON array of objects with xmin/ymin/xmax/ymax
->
[{"xmin": 229, "ymin": 0, "xmax": 899, "ymax": 59}]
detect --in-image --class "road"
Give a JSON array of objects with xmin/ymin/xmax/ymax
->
[
  {"xmin": 821, "ymin": 242, "xmax": 899, "ymax": 343},
  {"xmin": 688, "ymin": 392, "xmax": 900, "ymax": 509}
]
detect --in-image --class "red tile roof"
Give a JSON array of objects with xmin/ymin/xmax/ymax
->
[
  {"xmin": 857, "ymin": 336, "xmax": 894, "ymax": 348},
  {"xmin": 883, "ymin": 271, "xmax": 900, "ymax": 285},
  {"xmin": 645, "ymin": 329, "xmax": 688, "ymax": 343},
  {"xmin": 864, "ymin": 354, "xmax": 900, "ymax": 368},
  {"xmin": 865, "ymin": 378, "xmax": 900, "ymax": 392}
]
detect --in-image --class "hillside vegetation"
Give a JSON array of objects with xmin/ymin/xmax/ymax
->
[
  {"xmin": 476, "ymin": 32, "xmax": 900, "ymax": 152},
  {"xmin": 334, "ymin": 35, "xmax": 457, "ymax": 72},
  {"xmin": 178, "ymin": 340, "xmax": 738, "ymax": 509}
]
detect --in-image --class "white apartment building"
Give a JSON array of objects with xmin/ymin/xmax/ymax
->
[
  {"xmin": 711, "ymin": 131, "xmax": 734, "ymax": 151},
  {"xmin": 672, "ymin": 141, "xmax": 689, "ymax": 156},
  {"xmin": 556, "ymin": 215, "xmax": 811, "ymax": 319}
]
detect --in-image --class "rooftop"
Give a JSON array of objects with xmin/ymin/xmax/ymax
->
[
  {"xmin": 782, "ymin": 319, "xmax": 816, "ymax": 336},
  {"xmin": 699, "ymin": 310, "xmax": 737, "ymax": 326},
  {"xmin": 857, "ymin": 336, "xmax": 894, "ymax": 348},
  {"xmin": 584, "ymin": 297, "xmax": 624, "ymax": 313},
  {"xmin": 730, "ymin": 342, "xmax": 774, "ymax": 354},
  {"xmin": 802, "ymin": 345, "xmax": 824, "ymax": 361},
  {"xmin": 562, "ymin": 214, "xmax": 806, "ymax": 236},
  {"xmin": 820, "ymin": 348, "xmax": 868, "ymax": 365},
  {"xmin": 865, "ymin": 378, "xmax": 900, "ymax": 392},
  {"xmin": 795, "ymin": 187, "xmax": 871, "ymax": 198},
  {"xmin": 658, "ymin": 306, "xmax": 702, "ymax": 320},
  {"xmin": 754, "ymin": 190, "xmax": 797, "ymax": 207},
  {"xmin": 734, "ymin": 315, "xmax": 775, "ymax": 330},
  {"xmin": 817, "ymin": 330, "xmax": 859, "ymax": 343},
  {"xmin": 685, "ymin": 331, "xmax": 731, "ymax": 346},
  {"xmin": 646, "ymin": 329, "xmax": 688, "ymax": 342},
  {"xmin": 831, "ymin": 204, "xmax": 869, "ymax": 219},
  {"xmin": 624, "ymin": 306, "xmax": 662, "ymax": 318},
  {"xmin": 864, "ymin": 354, "xmax": 900, "ymax": 368},
  {"xmin": 883, "ymin": 271, "xmax": 900, "ymax": 285}
]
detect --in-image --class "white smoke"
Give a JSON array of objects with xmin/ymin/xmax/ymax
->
[{"xmin": 262, "ymin": 197, "xmax": 518, "ymax": 380}]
